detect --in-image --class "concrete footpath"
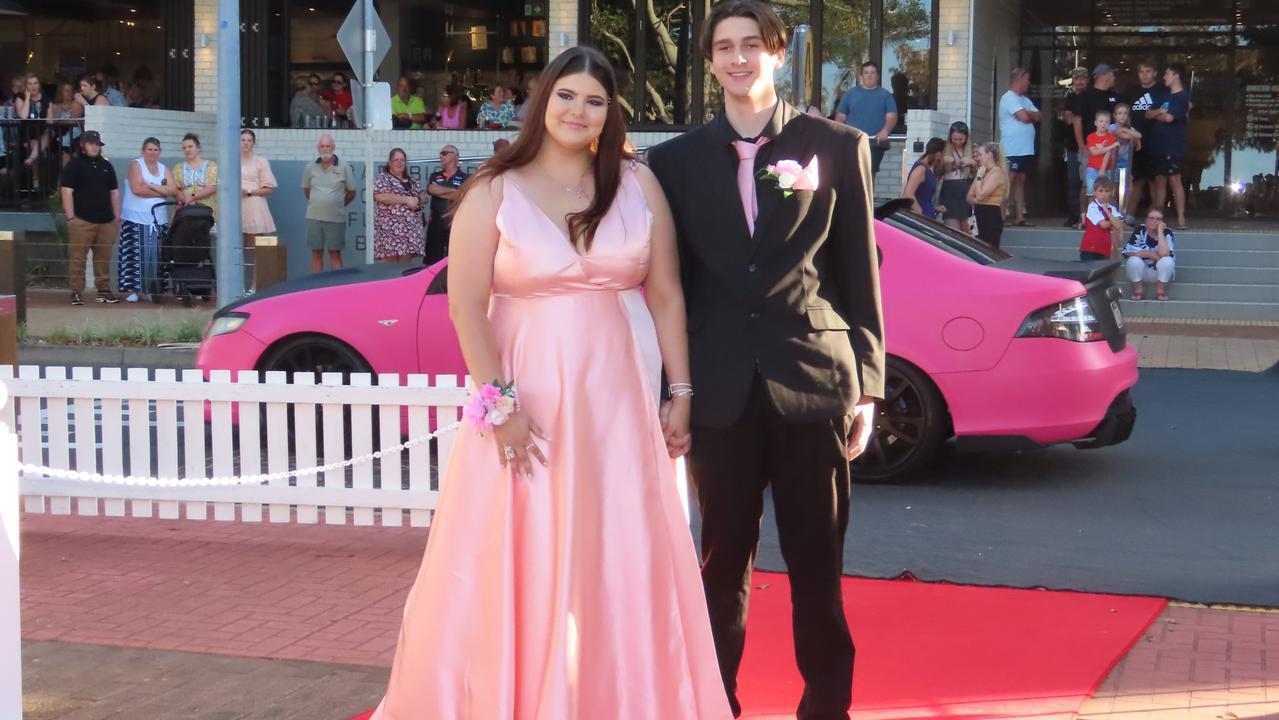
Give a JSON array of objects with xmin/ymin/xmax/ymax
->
[{"xmin": 17, "ymin": 513, "xmax": 1279, "ymax": 720}]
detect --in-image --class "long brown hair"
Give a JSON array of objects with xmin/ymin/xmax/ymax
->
[{"xmin": 451, "ymin": 46, "xmax": 633, "ymax": 251}]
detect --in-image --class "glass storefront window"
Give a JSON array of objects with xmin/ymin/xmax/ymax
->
[
  {"xmin": 1019, "ymin": 1, "xmax": 1279, "ymax": 218},
  {"xmin": 643, "ymin": 0, "xmax": 696, "ymax": 125},
  {"xmin": 1232, "ymin": 47, "xmax": 1279, "ymax": 216},
  {"xmin": 773, "ymin": 0, "xmax": 814, "ymax": 113},
  {"xmin": 882, "ymin": 0, "xmax": 934, "ymax": 116},
  {"xmin": 589, "ymin": 0, "xmax": 934, "ymax": 126},
  {"xmin": 0, "ymin": 5, "xmax": 167, "ymax": 108},
  {"xmin": 590, "ymin": 0, "xmax": 639, "ymax": 122},
  {"xmin": 269, "ymin": 0, "xmax": 549, "ymax": 128},
  {"xmin": 819, "ymin": 0, "xmax": 871, "ymax": 116}
]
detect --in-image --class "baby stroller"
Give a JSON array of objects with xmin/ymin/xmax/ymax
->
[{"xmin": 154, "ymin": 201, "xmax": 216, "ymax": 306}]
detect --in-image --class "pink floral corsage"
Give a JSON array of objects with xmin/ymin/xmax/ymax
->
[
  {"xmin": 759, "ymin": 156, "xmax": 820, "ymax": 197},
  {"xmin": 463, "ymin": 380, "xmax": 518, "ymax": 435}
]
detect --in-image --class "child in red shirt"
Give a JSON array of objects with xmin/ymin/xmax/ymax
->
[
  {"xmin": 1084, "ymin": 110, "xmax": 1119, "ymax": 216},
  {"xmin": 1080, "ymin": 176, "xmax": 1121, "ymax": 261}
]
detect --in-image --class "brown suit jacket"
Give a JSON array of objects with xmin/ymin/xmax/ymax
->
[{"xmin": 648, "ymin": 100, "xmax": 885, "ymax": 428}]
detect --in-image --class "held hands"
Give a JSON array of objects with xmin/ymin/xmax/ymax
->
[
  {"xmin": 493, "ymin": 411, "xmax": 548, "ymax": 479},
  {"xmin": 846, "ymin": 399, "xmax": 876, "ymax": 461},
  {"xmin": 659, "ymin": 397, "xmax": 692, "ymax": 459}
]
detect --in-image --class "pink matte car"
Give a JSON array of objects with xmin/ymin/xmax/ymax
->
[{"xmin": 197, "ymin": 203, "xmax": 1138, "ymax": 481}]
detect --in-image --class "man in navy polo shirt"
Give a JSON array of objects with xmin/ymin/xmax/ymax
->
[{"xmin": 424, "ymin": 144, "xmax": 466, "ymax": 264}]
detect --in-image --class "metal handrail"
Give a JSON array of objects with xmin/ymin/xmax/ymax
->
[{"xmin": 1, "ymin": 117, "xmax": 88, "ymax": 211}]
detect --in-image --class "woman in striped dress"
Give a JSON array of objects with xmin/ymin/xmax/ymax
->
[{"xmin": 119, "ymin": 137, "xmax": 178, "ymax": 301}]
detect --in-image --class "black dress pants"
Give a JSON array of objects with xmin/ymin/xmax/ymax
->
[
  {"xmin": 687, "ymin": 375, "xmax": 854, "ymax": 720},
  {"xmin": 424, "ymin": 220, "xmax": 451, "ymax": 265}
]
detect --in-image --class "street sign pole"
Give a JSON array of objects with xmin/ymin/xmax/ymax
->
[
  {"xmin": 339, "ymin": 1, "xmax": 390, "ymax": 266},
  {"xmin": 216, "ymin": 0, "xmax": 243, "ymax": 303},
  {"xmin": 362, "ymin": 0, "xmax": 376, "ymax": 265}
]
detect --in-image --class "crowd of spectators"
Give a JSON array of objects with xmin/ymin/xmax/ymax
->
[{"xmin": 293, "ymin": 70, "xmax": 535, "ymax": 131}]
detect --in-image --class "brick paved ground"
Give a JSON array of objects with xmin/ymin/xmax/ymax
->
[
  {"xmin": 16, "ymin": 513, "xmax": 1279, "ymax": 719},
  {"xmin": 1078, "ymin": 605, "xmax": 1279, "ymax": 719},
  {"xmin": 1130, "ymin": 334, "xmax": 1279, "ymax": 372}
]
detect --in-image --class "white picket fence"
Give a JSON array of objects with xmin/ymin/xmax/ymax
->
[
  {"xmin": 0, "ymin": 364, "xmax": 473, "ymax": 717},
  {"xmin": 0, "ymin": 365, "xmax": 469, "ymax": 526}
]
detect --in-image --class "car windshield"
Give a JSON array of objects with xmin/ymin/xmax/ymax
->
[{"xmin": 881, "ymin": 211, "xmax": 1011, "ymax": 266}]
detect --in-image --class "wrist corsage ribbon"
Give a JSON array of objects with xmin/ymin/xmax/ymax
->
[{"xmin": 463, "ymin": 379, "xmax": 518, "ymax": 435}]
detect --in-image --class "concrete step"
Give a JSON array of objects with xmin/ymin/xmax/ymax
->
[
  {"xmin": 1117, "ymin": 298, "xmax": 1279, "ymax": 322},
  {"xmin": 1166, "ymin": 265, "xmax": 1279, "ymax": 285},
  {"xmin": 1003, "ymin": 245, "xmax": 1279, "ymax": 268},
  {"xmin": 1004, "ymin": 228, "xmax": 1279, "ymax": 251},
  {"xmin": 999, "ymin": 254, "xmax": 1279, "ymax": 287},
  {"xmin": 1143, "ymin": 282, "xmax": 1279, "ymax": 303}
]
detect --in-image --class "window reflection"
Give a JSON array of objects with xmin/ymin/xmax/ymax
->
[
  {"xmin": 591, "ymin": 0, "xmax": 639, "ymax": 122},
  {"xmin": 818, "ymin": 0, "xmax": 871, "ymax": 116},
  {"xmin": 882, "ymin": 0, "xmax": 934, "ymax": 118},
  {"xmin": 643, "ymin": 0, "xmax": 695, "ymax": 125},
  {"xmin": 1233, "ymin": 46, "xmax": 1279, "ymax": 216}
]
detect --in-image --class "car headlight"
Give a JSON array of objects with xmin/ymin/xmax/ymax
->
[
  {"xmin": 1015, "ymin": 296, "xmax": 1104, "ymax": 343},
  {"xmin": 205, "ymin": 313, "xmax": 249, "ymax": 338}
]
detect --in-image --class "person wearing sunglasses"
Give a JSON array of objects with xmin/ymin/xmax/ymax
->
[
  {"xmin": 289, "ymin": 75, "xmax": 328, "ymax": 128},
  {"xmin": 325, "ymin": 73, "xmax": 354, "ymax": 127},
  {"xmin": 424, "ymin": 145, "xmax": 467, "ymax": 264}
]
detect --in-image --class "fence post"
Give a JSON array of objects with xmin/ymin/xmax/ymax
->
[
  {"xmin": 0, "ymin": 231, "xmax": 25, "ymax": 324},
  {"xmin": 0, "ymin": 378, "xmax": 22, "ymax": 719},
  {"xmin": 0, "ymin": 296, "xmax": 15, "ymax": 369},
  {"xmin": 254, "ymin": 235, "xmax": 287, "ymax": 290}
]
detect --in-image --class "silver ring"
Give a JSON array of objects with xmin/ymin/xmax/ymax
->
[
  {"xmin": 503, "ymin": 446, "xmax": 516, "ymax": 461},
  {"xmin": 525, "ymin": 441, "xmax": 536, "ymax": 450}
]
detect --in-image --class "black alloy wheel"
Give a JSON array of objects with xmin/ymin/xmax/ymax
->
[
  {"xmin": 259, "ymin": 335, "xmax": 373, "ymax": 379},
  {"xmin": 258, "ymin": 336, "xmax": 376, "ymax": 481},
  {"xmin": 852, "ymin": 357, "xmax": 948, "ymax": 483}
]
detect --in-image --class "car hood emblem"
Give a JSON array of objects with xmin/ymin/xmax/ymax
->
[{"xmin": 377, "ymin": 319, "xmax": 399, "ymax": 327}]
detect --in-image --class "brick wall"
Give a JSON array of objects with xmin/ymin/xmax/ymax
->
[
  {"xmin": 85, "ymin": 106, "xmax": 218, "ymax": 162},
  {"xmin": 936, "ymin": 0, "xmax": 971, "ymax": 129},
  {"xmin": 548, "ymin": 0, "xmax": 578, "ymax": 62},
  {"xmin": 887, "ymin": 110, "xmax": 956, "ymax": 202},
  {"xmin": 194, "ymin": 0, "xmax": 218, "ymax": 114},
  {"xmin": 969, "ymin": 0, "xmax": 1020, "ymax": 146},
  {"xmin": 84, "ymin": 102, "xmax": 685, "ymax": 166}
]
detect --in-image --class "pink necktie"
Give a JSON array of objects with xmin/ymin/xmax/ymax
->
[{"xmin": 733, "ymin": 138, "xmax": 769, "ymax": 235}]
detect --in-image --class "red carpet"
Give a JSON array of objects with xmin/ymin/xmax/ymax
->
[{"xmin": 351, "ymin": 572, "xmax": 1165, "ymax": 719}]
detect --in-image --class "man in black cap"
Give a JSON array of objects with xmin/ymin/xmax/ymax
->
[
  {"xmin": 59, "ymin": 130, "xmax": 121, "ymax": 306},
  {"xmin": 1062, "ymin": 67, "xmax": 1090, "ymax": 227},
  {"xmin": 1072, "ymin": 64, "xmax": 1120, "ymax": 223}
]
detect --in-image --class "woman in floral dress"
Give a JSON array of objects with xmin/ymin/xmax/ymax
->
[
  {"xmin": 372, "ymin": 147, "xmax": 426, "ymax": 262},
  {"xmin": 175, "ymin": 132, "xmax": 218, "ymax": 218}
]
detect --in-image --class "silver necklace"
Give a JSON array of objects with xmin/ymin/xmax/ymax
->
[{"xmin": 538, "ymin": 162, "xmax": 589, "ymax": 200}]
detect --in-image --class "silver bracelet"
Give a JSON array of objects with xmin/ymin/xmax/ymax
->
[
  {"xmin": 670, "ymin": 387, "xmax": 694, "ymax": 399},
  {"xmin": 668, "ymin": 382, "xmax": 692, "ymax": 393}
]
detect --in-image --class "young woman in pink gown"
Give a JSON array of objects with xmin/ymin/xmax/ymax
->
[{"xmin": 368, "ymin": 47, "xmax": 733, "ymax": 720}]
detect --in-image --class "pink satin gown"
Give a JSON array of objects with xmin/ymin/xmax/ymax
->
[{"xmin": 370, "ymin": 167, "xmax": 733, "ymax": 720}]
